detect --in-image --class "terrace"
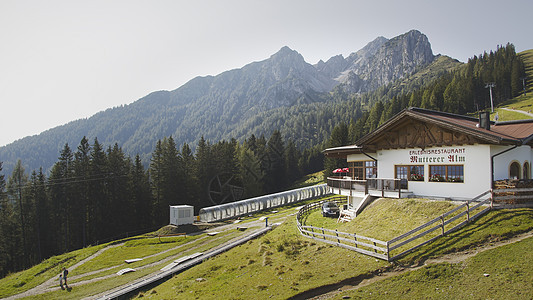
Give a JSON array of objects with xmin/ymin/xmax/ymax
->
[{"xmin": 326, "ymin": 176, "xmax": 412, "ymax": 199}]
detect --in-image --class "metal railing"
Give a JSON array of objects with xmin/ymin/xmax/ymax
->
[{"xmin": 327, "ymin": 177, "xmax": 404, "ymax": 198}]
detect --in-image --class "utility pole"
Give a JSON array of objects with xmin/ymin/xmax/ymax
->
[
  {"xmin": 485, "ymin": 82, "xmax": 496, "ymax": 113},
  {"xmin": 520, "ymin": 77, "xmax": 527, "ymax": 96}
]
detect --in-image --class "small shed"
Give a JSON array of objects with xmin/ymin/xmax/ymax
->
[{"xmin": 170, "ymin": 205, "xmax": 194, "ymax": 226}]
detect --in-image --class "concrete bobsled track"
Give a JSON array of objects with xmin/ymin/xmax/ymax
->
[{"xmin": 199, "ymin": 184, "xmax": 330, "ymax": 223}]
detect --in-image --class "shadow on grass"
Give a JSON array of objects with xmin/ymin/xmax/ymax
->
[{"xmin": 399, "ymin": 209, "xmax": 533, "ymax": 265}]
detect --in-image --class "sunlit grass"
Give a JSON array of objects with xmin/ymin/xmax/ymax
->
[
  {"xmin": 337, "ymin": 236, "xmax": 533, "ymax": 300},
  {"xmin": 136, "ymin": 203, "xmax": 533, "ymax": 300},
  {"xmin": 0, "ymin": 245, "xmax": 105, "ymax": 298}
]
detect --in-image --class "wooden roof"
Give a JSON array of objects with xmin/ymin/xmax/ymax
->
[{"xmin": 324, "ymin": 107, "xmax": 533, "ymax": 158}]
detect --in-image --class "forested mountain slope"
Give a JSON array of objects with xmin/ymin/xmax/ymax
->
[{"xmin": 0, "ymin": 30, "xmax": 439, "ymax": 174}]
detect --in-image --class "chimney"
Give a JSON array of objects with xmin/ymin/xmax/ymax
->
[{"xmin": 479, "ymin": 111, "xmax": 490, "ymax": 130}]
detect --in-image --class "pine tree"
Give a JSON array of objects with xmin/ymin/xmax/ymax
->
[
  {"xmin": 324, "ymin": 123, "xmax": 349, "ymax": 178},
  {"xmin": 74, "ymin": 137, "xmax": 91, "ymax": 247},
  {"xmin": 195, "ymin": 136, "xmax": 213, "ymax": 209},
  {"xmin": 29, "ymin": 168, "xmax": 48, "ymax": 261},
  {"xmin": 237, "ymin": 146, "xmax": 264, "ymax": 198},
  {"xmin": 89, "ymin": 138, "xmax": 107, "ymax": 241},
  {"xmin": 0, "ymin": 162, "xmax": 19, "ymax": 276},
  {"xmin": 7, "ymin": 160, "xmax": 29, "ymax": 268},
  {"xmin": 106, "ymin": 143, "xmax": 132, "ymax": 234},
  {"xmin": 284, "ymin": 140, "xmax": 300, "ymax": 183},
  {"xmin": 0, "ymin": 165, "xmax": 19, "ymax": 275},
  {"xmin": 264, "ymin": 131, "xmax": 286, "ymax": 193},
  {"xmin": 130, "ymin": 154, "xmax": 152, "ymax": 229},
  {"xmin": 150, "ymin": 139, "xmax": 164, "ymax": 225},
  {"xmin": 48, "ymin": 144, "xmax": 74, "ymax": 252},
  {"xmin": 181, "ymin": 143, "xmax": 198, "ymax": 206}
]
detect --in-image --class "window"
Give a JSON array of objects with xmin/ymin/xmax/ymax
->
[
  {"xmin": 509, "ymin": 162, "xmax": 520, "ymax": 179},
  {"xmin": 395, "ymin": 165, "xmax": 424, "ymax": 181},
  {"xmin": 349, "ymin": 161, "xmax": 377, "ymax": 180},
  {"xmin": 409, "ymin": 165, "xmax": 424, "ymax": 181},
  {"xmin": 524, "ymin": 162, "xmax": 530, "ymax": 179},
  {"xmin": 429, "ymin": 165, "xmax": 463, "ymax": 182},
  {"xmin": 365, "ymin": 161, "xmax": 377, "ymax": 179},
  {"xmin": 395, "ymin": 166, "xmax": 408, "ymax": 180},
  {"xmin": 350, "ymin": 161, "xmax": 364, "ymax": 179}
]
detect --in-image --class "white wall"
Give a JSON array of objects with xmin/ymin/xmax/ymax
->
[
  {"xmin": 491, "ymin": 145, "xmax": 533, "ymax": 180},
  {"xmin": 343, "ymin": 144, "xmax": 532, "ymax": 200},
  {"xmin": 352, "ymin": 145, "xmax": 492, "ymax": 199}
]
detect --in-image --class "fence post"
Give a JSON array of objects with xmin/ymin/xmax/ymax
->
[
  {"xmin": 354, "ymin": 233, "xmax": 358, "ymax": 248},
  {"xmin": 336, "ymin": 229, "xmax": 340, "ymax": 244},
  {"xmin": 398, "ymin": 183, "xmax": 401, "ymax": 198},
  {"xmin": 466, "ymin": 202, "xmax": 470, "ymax": 222},
  {"xmin": 441, "ymin": 216, "xmax": 445, "ymax": 236},
  {"xmin": 322, "ymin": 229, "xmax": 325, "ymax": 240},
  {"xmin": 386, "ymin": 241, "xmax": 390, "ymax": 262},
  {"xmin": 490, "ymin": 188, "xmax": 494, "ymax": 209},
  {"xmin": 373, "ymin": 241, "xmax": 377, "ymax": 253}
]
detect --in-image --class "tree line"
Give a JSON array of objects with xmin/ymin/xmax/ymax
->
[
  {"xmin": 0, "ymin": 131, "xmax": 322, "ymax": 277},
  {"xmin": 324, "ymin": 43, "xmax": 527, "ymax": 174}
]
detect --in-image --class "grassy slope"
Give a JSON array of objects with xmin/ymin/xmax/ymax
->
[
  {"xmin": 0, "ymin": 196, "xmax": 329, "ymax": 299},
  {"xmin": 339, "ymin": 236, "xmax": 533, "ymax": 300},
  {"xmin": 0, "ymin": 197, "xmax": 530, "ymax": 299},
  {"xmin": 0, "ymin": 245, "xmax": 105, "ymax": 297},
  {"xmin": 490, "ymin": 49, "xmax": 533, "ymax": 121},
  {"xmin": 136, "ymin": 202, "xmax": 533, "ymax": 300},
  {"xmin": 303, "ymin": 198, "xmax": 459, "ymax": 241}
]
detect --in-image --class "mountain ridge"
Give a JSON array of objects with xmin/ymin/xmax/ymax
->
[{"xmin": 0, "ymin": 29, "xmax": 442, "ymax": 174}]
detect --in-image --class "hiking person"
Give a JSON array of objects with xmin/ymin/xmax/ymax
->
[
  {"xmin": 59, "ymin": 274, "xmax": 64, "ymax": 290},
  {"xmin": 62, "ymin": 267, "xmax": 69, "ymax": 287}
]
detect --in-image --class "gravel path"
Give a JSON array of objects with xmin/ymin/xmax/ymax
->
[
  {"xmin": 499, "ymin": 107, "xmax": 533, "ymax": 118},
  {"xmin": 4, "ymin": 243, "xmax": 123, "ymax": 300}
]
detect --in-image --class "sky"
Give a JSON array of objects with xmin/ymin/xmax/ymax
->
[{"xmin": 1, "ymin": 0, "xmax": 532, "ymax": 147}]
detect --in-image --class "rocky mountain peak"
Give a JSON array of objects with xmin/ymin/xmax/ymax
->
[
  {"xmin": 336, "ymin": 30, "xmax": 435, "ymax": 93},
  {"xmin": 270, "ymin": 46, "xmax": 304, "ymax": 63}
]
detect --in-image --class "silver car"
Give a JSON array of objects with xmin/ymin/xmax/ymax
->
[{"xmin": 322, "ymin": 201, "xmax": 340, "ymax": 217}]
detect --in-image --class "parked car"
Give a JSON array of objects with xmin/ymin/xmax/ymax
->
[{"xmin": 322, "ymin": 201, "xmax": 340, "ymax": 217}]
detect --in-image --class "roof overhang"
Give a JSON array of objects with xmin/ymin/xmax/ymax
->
[{"xmin": 323, "ymin": 145, "xmax": 364, "ymax": 159}]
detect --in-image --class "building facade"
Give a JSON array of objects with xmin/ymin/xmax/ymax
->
[{"xmin": 324, "ymin": 107, "xmax": 533, "ymax": 201}]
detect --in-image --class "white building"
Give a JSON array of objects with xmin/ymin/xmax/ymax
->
[
  {"xmin": 169, "ymin": 205, "xmax": 195, "ymax": 226},
  {"xmin": 324, "ymin": 107, "xmax": 533, "ymax": 205}
]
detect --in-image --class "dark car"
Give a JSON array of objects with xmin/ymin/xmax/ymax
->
[{"xmin": 322, "ymin": 201, "xmax": 340, "ymax": 217}]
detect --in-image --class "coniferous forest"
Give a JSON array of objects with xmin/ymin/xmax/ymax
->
[
  {"xmin": 0, "ymin": 44, "xmax": 527, "ymax": 277},
  {"xmin": 0, "ymin": 132, "xmax": 323, "ymax": 277}
]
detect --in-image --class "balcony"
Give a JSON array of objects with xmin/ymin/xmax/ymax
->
[{"xmin": 326, "ymin": 176, "xmax": 409, "ymax": 198}]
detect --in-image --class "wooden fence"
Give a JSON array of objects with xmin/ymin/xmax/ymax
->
[
  {"xmin": 296, "ymin": 191, "xmax": 493, "ymax": 261},
  {"xmin": 296, "ymin": 196, "xmax": 389, "ymax": 260}
]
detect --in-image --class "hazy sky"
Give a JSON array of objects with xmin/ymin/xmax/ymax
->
[{"xmin": 1, "ymin": 0, "xmax": 532, "ymax": 147}]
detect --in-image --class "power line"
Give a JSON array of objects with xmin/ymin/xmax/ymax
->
[{"xmin": 0, "ymin": 172, "xmax": 131, "ymax": 195}]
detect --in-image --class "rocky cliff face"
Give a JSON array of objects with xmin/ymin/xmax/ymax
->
[{"xmin": 317, "ymin": 30, "xmax": 435, "ymax": 93}]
